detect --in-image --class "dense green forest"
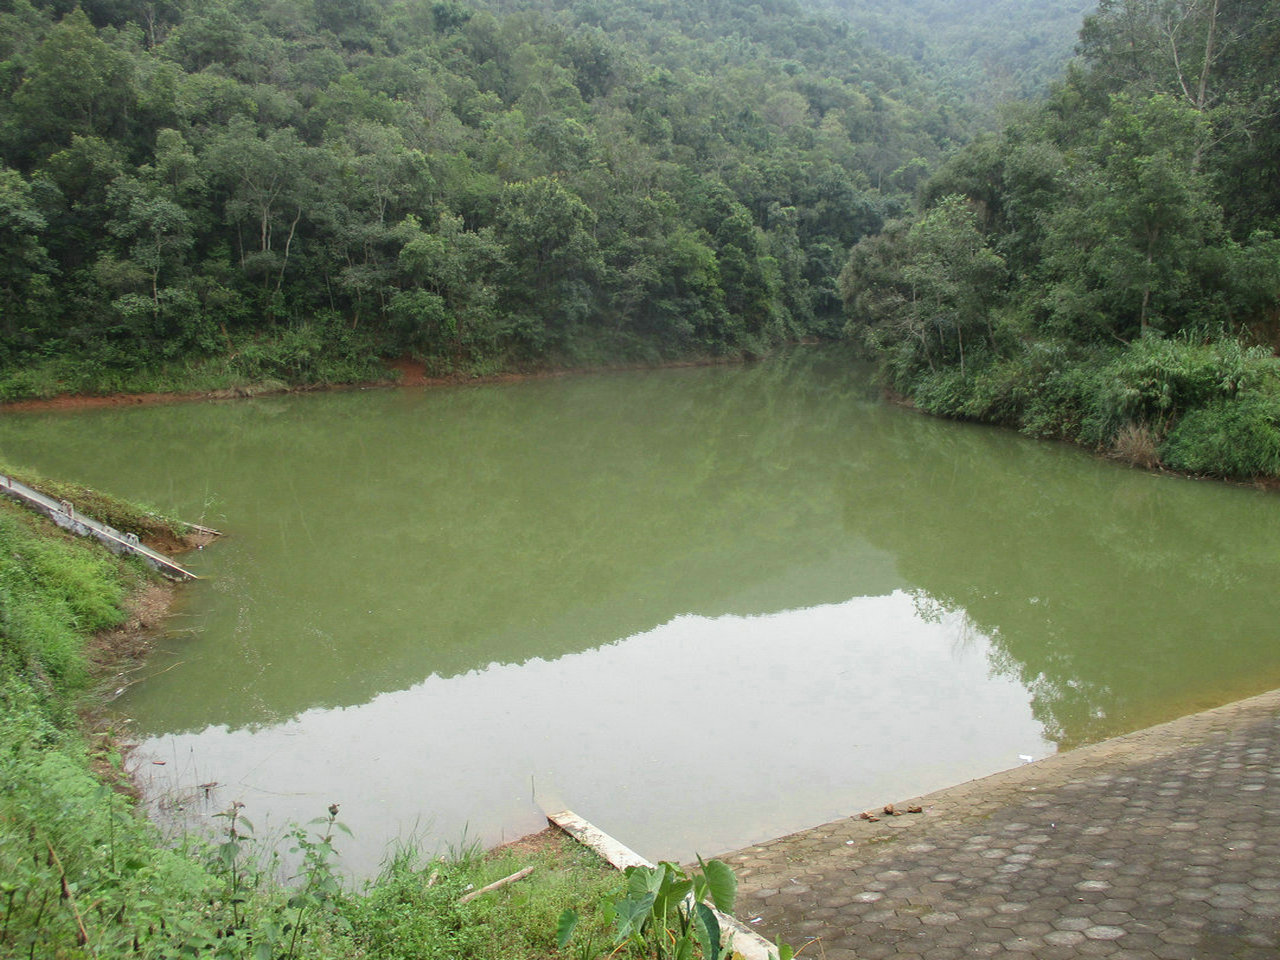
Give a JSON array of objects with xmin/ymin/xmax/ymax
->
[
  {"xmin": 2, "ymin": 0, "xmax": 1278, "ymax": 478},
  {"xmin": 0, "ymin": 0, "xmax": 977, "ymax": 397},
  {"xmin": 841, "ymin": 0, "xmax": 1280, "ymax": 479},
  {"xmin": 814, "ymin": 0, "xmax": 1097, "ymax": 114}
]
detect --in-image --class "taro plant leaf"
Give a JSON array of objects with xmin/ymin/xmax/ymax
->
[
  {"xmin": 613, "ymin": 893, "xmax": 656, "ymax": 944},
  {"xmin": 653, "ymin": 873, "xmax": 693, "ymax": 922},
  {"xmin": 697, "ymin": 857, "xmax": 738, "ymax": 913},
  {"xmin": 556, "ymin": 908, "xmax": 579, "ymax": 949},
  {"xmin": 694, "ymin": 901, "xmax": 721, "ymax": 960},
  {"xmin": 626, "ymin": 864, "xmax": 666, "ymax": 898}
]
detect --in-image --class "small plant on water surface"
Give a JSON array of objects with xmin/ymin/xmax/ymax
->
[{"xmin": 557, "ymin": 857, "xmax": 798, "ymax": 960}]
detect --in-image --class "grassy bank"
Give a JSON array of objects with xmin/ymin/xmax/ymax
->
[
  {"xmin": 0, "ymin": 329, "xmax": 766, "ymax": 408},
  {"xmin": 0, "ymin": 482, "xmax": 624, "ymax": 959},
  {"xmin": 889, "ymin": 335, "xmax": 1280, "ymax": 482},
  {"xmin": 0, "ymin": 324, "xmax": 388, "ymax": 404}
]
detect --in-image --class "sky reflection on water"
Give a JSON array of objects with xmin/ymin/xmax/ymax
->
[{"xmin": 133, "ymin": 591, "xmax": 1047, "ymax": 875}]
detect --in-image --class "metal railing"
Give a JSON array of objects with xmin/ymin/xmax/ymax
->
[{"xmin": 0, "ymin": 473, "xmax": 199, "ymax": 581}]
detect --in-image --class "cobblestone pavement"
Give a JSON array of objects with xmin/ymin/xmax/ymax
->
[{"xmin": 724, "ymin": 689, "xmax": 1280, "ymax": 960}]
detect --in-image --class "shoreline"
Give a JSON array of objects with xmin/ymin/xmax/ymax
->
[
  {"xmin": 8, "ymin": 347, "xmax": 1272, "ymax": 495},
  {"xmin": 77, "ymin": 521, "xmax": 215, "ymax": 797},
  {"xmin": 0, "ymin": 352, "xmax": 763, "ymax": 415}
]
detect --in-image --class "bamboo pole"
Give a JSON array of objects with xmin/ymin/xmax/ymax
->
[{"xmin": 457, "ymin": 866, "xmax": 535, "ymax": 904}]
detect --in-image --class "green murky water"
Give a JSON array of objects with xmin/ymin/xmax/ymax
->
[{"xmin": 2, "ymin": 347, "xmax": 1277, "ymax": 872}]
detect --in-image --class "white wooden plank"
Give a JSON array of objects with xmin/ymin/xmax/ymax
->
[{"xmin": 545, "ymin": 808, "xmax": 781, "ymax": 960}]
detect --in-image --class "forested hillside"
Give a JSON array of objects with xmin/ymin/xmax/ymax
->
[
  {"xmin": 0, "ymin": 0, "xmax": 966, "ymax": 397},
  {"xmin": 814, "ymin": 0, "xmax": 1096, "ymax": 114},
  {"xmin": 841, "ymin": 0, "xmax": 1280, "ymax": 478}
]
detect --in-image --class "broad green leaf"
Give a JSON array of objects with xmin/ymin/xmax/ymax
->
[
  {"xmin": 614, "ymin": 893, "xmax": 655, "ymax": 943},
  {"xmin": 700, "ymin": 858, "xmax": 737, "ymax": 913},
  {"xmin": 627, "ymin": 864, "xmax": 665, "ymax": 898},
  {"xmin": 655, "ymin": 878, "xmax": 693, "ymax": 920},
  {"xmin": 556, "ymin": 908, "xmax": 579, "ymax": 949},
  {"xmin": 695, "ymin": 901, "xmax": 721, "ymax": 960}
]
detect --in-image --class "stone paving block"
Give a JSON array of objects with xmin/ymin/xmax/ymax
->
[
  {"xmin": 1075, "ymin": 939, "xmax": 1122, "ymax": 956},
  {"xmin": 723, "ymin": 688, "xmax": 1280, "ymax": 960},
  {"xmin": 1038, "ymin": 946, "xmax": 1087, "ymax": 960}
]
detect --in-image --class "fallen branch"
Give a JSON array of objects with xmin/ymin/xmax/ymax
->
[{"xmin": 457, "ymin": 866, "xmax": 534, "ymax": 904}]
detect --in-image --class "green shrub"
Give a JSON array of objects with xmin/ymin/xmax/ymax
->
[
  {"xmin": 909, "ymin": 366, "xmax": 973, "ymax": 417},
  {"xmin": 223, "ymin": 316, "xmax": 385, "ymax": 386},
  {"xmin": 1082, "ymin": 336, "xmax": 1279, "ymax": 446},
  {"xmin": 1160, "ymin": 393, "xmax": 1280, "ymax": 479},
  {"xmin": 900, "ymin": 340, "xmax": 1112, "ymax": 441},
  {"xmin": 0, "ymin": 361, "xmax": 66, "ymax": 401},
  {"xmin": 1022, "ymin": 358, "xmax": 1106, "ymax": 440}
]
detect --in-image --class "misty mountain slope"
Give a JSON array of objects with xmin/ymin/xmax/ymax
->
[
  {"xmin": 813, "ymin": 0, "xmax": 1096, "ymax": 112},
  {"xmin": 0, "ymin": 0, "xmax": 979, "ymax": 391}
]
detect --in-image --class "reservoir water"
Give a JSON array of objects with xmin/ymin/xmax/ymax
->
[{"xmin": 2, "ymin": 348, "xmax": 1277, "ymax": 875}]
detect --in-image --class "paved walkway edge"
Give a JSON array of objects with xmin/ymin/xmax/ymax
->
[
  {"xmin": 724, "ymin": 687, "xmax": 1280, "ymax": 960},
  {"xmin": 736, "ymin": 687, "xmax": 1280, "ymax": 860}
]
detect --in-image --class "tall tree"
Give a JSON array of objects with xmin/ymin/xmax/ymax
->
[
  {"xmin": 0, "ymin": 166, "xmax": 56, "ymax": 348},
  {"xmin": 205, "ymin": 118, "xmax": 313, "ymax": 293},
  {"xmin": 1038, "ymin": 94, "xmax": 1222, "ymax": 340},
  {"xmin": 10, "ymin": 9, "xmax": 134, "ymax": 159}
]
